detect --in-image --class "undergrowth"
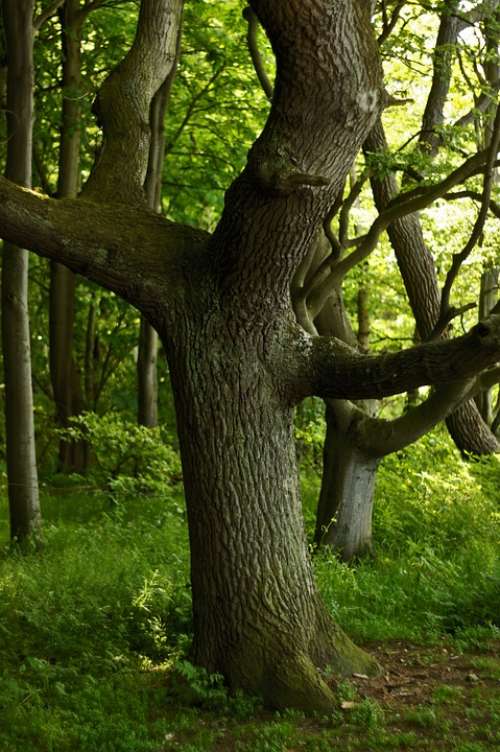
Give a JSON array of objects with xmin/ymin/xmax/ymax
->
[{"xmin": 0, "ymin": 425, "xmax": 498, "ymax": 750}]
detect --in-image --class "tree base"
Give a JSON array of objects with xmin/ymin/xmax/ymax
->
[{"xmin": 192, "ymin": 603, "xmax": 381, "ymax": 713}]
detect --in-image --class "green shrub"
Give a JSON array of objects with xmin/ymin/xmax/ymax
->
[{"xmin": 58, "ymin": 411, "xmax": 182, "ymax": 497}]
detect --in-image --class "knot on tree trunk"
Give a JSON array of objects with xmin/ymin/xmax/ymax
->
[{"xmin": 247, "ymin": 141, "xmax": 329, "ymax": 195}]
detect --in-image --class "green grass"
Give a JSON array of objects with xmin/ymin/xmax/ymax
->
[{"xmin": 0, "ymin": 426, "xmax": 498, "ymax": 750}]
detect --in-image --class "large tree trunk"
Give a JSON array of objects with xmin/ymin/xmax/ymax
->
[
  {"xmin": 315, "ymin": 404, "xmax": 378, "ymax": 560},
  {"xmin": 1, "ymin": 0, "xmax": 41, "ymax": 540},
  {"xmin": 49, "ymin": 0, "xmax": 87, "ymax": 472},
  {"xmin": 165, "ymin": 314, "xmax": 379, "ymax": 710}
]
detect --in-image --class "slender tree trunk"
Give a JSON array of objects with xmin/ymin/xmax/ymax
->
[
  {"xmin": 49, "ymin": 0, "xmax": 86, "ymax": 471},
  {"xmin": 356, "ymin": 284, "xmax": 370, "ymax": 353},
  {"xmin": 165, "ymin": 310, "xmax": 379, "ymax": 711},
  {"xmin": 84, "ymin": 295, "xmax": 98, "ymax": 410},
  {"xmin": 137, "ymin": 32, "xmax": 180, "ymax": 426},
  {"xmin": 475, "ymin": 267, "xmax": 499, "ymax": 423},
  {"xmin": 137, "ymin": 316, "xmax": 159, "ymax": 426},
  {"xmin": 137, "ymin": 83, "xmax": 168, "ymax": 426},
  {"xmin": 1, "ymin": 0, "xmax": 41, "ymax": 541}
]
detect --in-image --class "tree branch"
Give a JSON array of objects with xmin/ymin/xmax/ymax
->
[
  {"xmin": 33, "ymin": 0, "xmax": 65, "ymax": 31},
  {"xmin": 289, "ymin": 314, "xmax": 500, "ymax": 401},
  {"xmin": 0, "ymin": 177, "xmax": 209, "ymax": 316},
  {"xmin": 443, "ymin": 189, "xmax": 500, "ymax": 219},
  {"xmin": 431, "ymin": 102, "xmax": 500, "ymax": 338},
  {"xmin": 243, "ymin": 6, "xmax": 273, "ymax": 101},
  {"xmin": 305, "ymin": 148, "xmax": 494, "ymax": 317},
  {"xmin": 83, "ymin": 0, "xmax": 183, "ymax": 204},
  {"xmin": 377, "ymin": 0, "xmax": 405, "ymax": 46},
  {"xmin": 352, "ymin": 379, "xmax": 479, "ymax": 457}
]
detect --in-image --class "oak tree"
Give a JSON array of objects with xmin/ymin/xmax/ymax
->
[{"xmin": 2, "ymin": 0, "xmax": 500, "ymax": 709}]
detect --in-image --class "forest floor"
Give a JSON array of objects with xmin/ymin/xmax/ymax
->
[
  {"xmin": 0, "ymin": 432, "xmax": 498, "ymax": 751},
  {"xmin": 161, "ymin": 639, "xmax": 500, "ymax": 751}
]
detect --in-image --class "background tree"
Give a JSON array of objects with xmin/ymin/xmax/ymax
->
[{"xmin": 1, "ymin": 0, "xmax": 41, "ymax": 542}]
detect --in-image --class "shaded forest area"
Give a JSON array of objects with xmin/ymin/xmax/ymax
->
[{"xmin": 0, "ymin": 0, "xmax": 499, "ymax": 749}]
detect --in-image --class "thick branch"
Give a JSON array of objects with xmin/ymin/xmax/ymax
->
[
  {"xmin": 290, "ymin": 315, "xmax": 500, "ymax": 401},
  {"xmin": 83, "ymin": 0, "xmax": 183, "ymax": 204},
  {"xmin": 0, "ymin": 177, "xmax": 208, "ymax": 317},
  {"xmin": 352, "ymin": 379, "xmax": 479, "ymax": 457}
]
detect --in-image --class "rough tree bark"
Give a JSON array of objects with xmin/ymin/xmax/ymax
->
[
  {"xmin": 2, "ymin": 0, "xmax": 500, "ymax": 709},
  {"xmin": 1, "ymin": 0, "xmax": 41, "ymax": 541}
]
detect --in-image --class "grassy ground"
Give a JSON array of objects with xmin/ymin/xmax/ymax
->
[{"xmin": 0, "ymin": 428, "xmax": 498, "ymax": 750}]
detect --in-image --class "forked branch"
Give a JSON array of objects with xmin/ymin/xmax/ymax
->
[{"xmin": 83, "ymin": 0, "xmax": 183, "ymax": 204}]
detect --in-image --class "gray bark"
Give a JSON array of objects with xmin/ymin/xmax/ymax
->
[
  {"xmin": 1, "ymin": 0, "xmax": 41, "ymax": 541},
  {"xmin": 315, "ymin": 403, "xmax": 378, "ymax": 560},
  {"xmin": 476, "ymin": 267, "xmax": 499, "ymax": 424}
]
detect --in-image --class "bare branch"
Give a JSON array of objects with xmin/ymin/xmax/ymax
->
[
  {"xmin": 243, "ymin": 6, "xmax": 273, "ymax": 101},
  {"xmin": 338, "ymin": 170, "xmax": 369, "ymax": 246},
  {"xmin": 33, "ymin": 0, "xmax": 65, "ymax": 31},
  {"xmin": 377, "ymin": 0, "xmax": 405, "ymax": 45},
  {"xmin": 432, "ymin": 102, "xmax": 500, "ymax": 338},
  {"xmin": 442, "ymin": 189, "xmax": 500, "ymax": 218},
  {"xmin": 305, "ymin": 148, "xmax": 494, "ymax": 317}
]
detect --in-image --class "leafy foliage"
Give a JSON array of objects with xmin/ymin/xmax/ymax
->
[{"xmin": 58, "ymin": 411, "xmax": 182, "ymax": 497}]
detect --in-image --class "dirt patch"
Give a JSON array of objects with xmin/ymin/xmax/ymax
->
[
  {"xmin": 348, "ymin": 639, "xmax": 500, "ymax": 707},
  {"xmin": 163, "ymin": 639, "xmax": 500, "ymax": 751}
]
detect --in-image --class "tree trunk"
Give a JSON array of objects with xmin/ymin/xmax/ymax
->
[
  {"xmin": 313, "ymin": 287, "xmax": 378, "ymax": 562},
  {"xmin": 137, "ymin": 316, "xmax": 159, "ymax": 426},
  {"xmin": 365, "ymin": 118, "xmax": 499, "ymax": 454},
  {"xmin": 315, "ymin": 404, "xmax": 378, "ymax": 560},
  {"xmin": 164, "ymin": 313, "xmax": 379, "ymax": 711},
  {"xmin": 475, "ymin": 267, "xmax": 499, "ymax": 423},
  {"xmin": 137, "ymin": 78, "xmax": 171, "ymax": 427},
  {"xmin": 49, "ymin": 0, "xmax": 87, "ymax": 472},
  {"xmin": 1, "ymin": 0, "xmax": 41, "ymax": 541}
]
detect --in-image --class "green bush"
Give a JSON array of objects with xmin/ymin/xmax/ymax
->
[{"xmin": 58, "ymin": 411, "xmax": 182, "ymax": 497}]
